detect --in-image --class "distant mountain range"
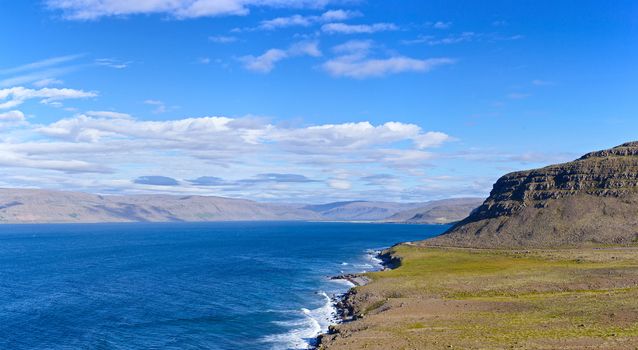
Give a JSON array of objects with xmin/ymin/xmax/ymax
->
[
  {"xmin": 0, "ymin": 188, "xmax": 482, "ymax": 224},
  {"xmin": 383, "ymin": 198, "xmax": 484, "ymax": 224},
  {"xmin": 426, "ymin": 141, "xmax": 638, "ymax": 248}
]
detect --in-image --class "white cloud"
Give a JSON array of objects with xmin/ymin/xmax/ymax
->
[
  {"xmin": 0, "ymin": 150, "xmax": 111, "ymax": 173},
  {"xmin": 322, "ymin": 22, "xmax": 398, "ymax": 34},
  {"xmin": 0, "ymin": 66, "xmax": 81, "ymax": 88},
  {"xmin": 209, "ymin": 35, "xmax": 238, "ymax": 43},
  {"xmin": 257, "ymin": 9, "xmax": 359, "ymax": 30},
  {"xmin": 32, "ymin": 78, "xmax": 64, "ymax": 87},
  {"xmin": 260, "ymin": 14, "xmax": 313, "ymax": 29},
  {"xmin": 432, "ymin": 21, "xmax": 451, "ymax": 29},
  {"xmin": 322, "ymin": 40, "xmax": 454, "ymax": 79},
  {"xmin": 30, "ymin": 114, "xmax": 450, "ymax": 165},
  {"xmin": 0, "ymin": 87, "xmax": 97, "ymax": 109},
  {"xmin": 144, "ymin": 99, "xmax": 168, "ymax": 114},
  {"xmin": 413, "ymin": 131, "xmax": 451, "ymax": 148},
  {"xmin": 532, "ymin": 79, "xmax": 554, "ymax": 86},
  {"xmin": 403, "ymin": 32, "xmax": 476, "ymax": 45},
  {"xmin": 0, "ymin": 54, "xmax": 84, "ymax": 76},
  {"xmin": 0, "ymin": 110, "xmax": 25, "ymax": 122},
  {"xmin": 241, "ymin": 41, "xmax": 320, "ymax": 73},
  {"xmin": 0, "ymin": 109, "xmax": 468, "ymax": 200},
  {"xmin": 324, "ymin": 56, "xmax": 453, "ymax": 78},
  {"xmin": 403, "ymin": 32, "xmax": 523, "ymax": 46},
  {"xmin": 241, "ymin": 49, "xmax": 289, "ymax": 73},
  {"xmin": 328, "ymin": 179, "xmax": 351, "ymax": 190},
  {"xmin": 0, "ymin": 55, "xmax": 85, "ymax": 88},
  {"xmin": 85, "ymin": 110, "xmax": 132, "ymax": 119},
  {"xmin": 332, "ymin": 39, "xmax": 373, "ymax": 55},
  {"xmin": 95, "ymin": 58, "xmax": 130, "ymax": 69},
  {"xmin": 269, "ymin": 121, "xmax": 450, "ymax": 152},
  {"xmin": 320, "ymin": 9, "xmax": 357, "ymax": 21},
  {"xmin": 46, "ymin": 0, "xmax": 344, "ymax": 20}
]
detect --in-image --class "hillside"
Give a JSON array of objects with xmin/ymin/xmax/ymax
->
[
  {"xmin": 0, "ymin": 189, "xmax": 319, "ymax": 223},
  {"xmin": 384, "ymin": 198, "xmax": 483, "ymax": 224},
  {"xmin": 302, "ymin": 201, "xmax": 429, "ymax": 221},
  {"xmin": 425, "ymin": 142, "xmax": 638, "ymax": 248},
  {"xmin": 0, "ymin": 188, "xmax": 477, "ymax": 224}
]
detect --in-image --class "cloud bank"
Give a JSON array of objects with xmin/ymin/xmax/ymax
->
[{"xmin": 46, "ymin": 0, "xmax": 345, "ymax": 20}]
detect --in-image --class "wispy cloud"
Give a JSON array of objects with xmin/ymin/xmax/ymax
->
[
  {"xmin": 403, "ymin": 32, "xmax": 476, "ymax": 45},
  {"xmin": 0, "ymin": 55, "xmax": 86, "ymax": 88},
  {"xmin": 256, "ymin": 9, "xmax": 360, "ymax": 30},
  {"xmin": 85, "ymin": 110, "xmax": 132, "ymax": 119},
  {"xmin": 46, "ymin": 0, "xmax": 345, "ymax": 20},
  {"xmin": 0, "ymin": 54, "xmax": 85, "ymax": 75},
  {"xmin": 0, "ymin": 110, "xmax": 26, "ymax": 122},
  {"xmin": 532, "ymin": 79, "xmax": 554, "ymax": 86},
  {"xmin": 240, "ymin": 41, "xmax": 321, "ymax": 73},
  {"xmin": 322, "ymin": 22, "xmax": 398, "ymax": 34},
  {"xmin": 95, "ymin": 58, "xmax": 130, "ymax": 69},
  {"xmin": 144, "ymin": 99, "xmax": 169, "ymax": 114},
  {"xmin": 430, "ymin": 21, "xmax": 452, "ymax": 29},
  {"xmin": 209, "ymin": 35, "xmax": 238, "ymax": 43},
  {"xmin": 322, "ymin": 40, "xmax": 454, "ymax": 78},
  {"xmin": 403, "ymin": 32, "xmax": 523, "ymax": 45},
  {"xmin": 32, "ymin": 78, "xmax": 64, "ymax": 88},
  {"xmin": 0, "ymin": 87, "xmax": 97, "ymax": 110}
]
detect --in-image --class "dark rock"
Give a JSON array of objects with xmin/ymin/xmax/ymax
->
[{"xmin": 425, "ymin": 142, "xmax": 638, "ymax": 248}]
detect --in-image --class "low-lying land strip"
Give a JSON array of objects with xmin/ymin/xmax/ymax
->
[{"xmin": 318, "ymin": 245, "xmax": 638, "ymax": 349}]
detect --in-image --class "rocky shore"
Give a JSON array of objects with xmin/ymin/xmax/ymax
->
[{"xmin": 315, "ymin": 249, "xmax": 403, "ymax": 349}]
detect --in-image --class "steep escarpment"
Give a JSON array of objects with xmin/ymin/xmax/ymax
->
[{"xmin": 425, "ymin": 142, "xmax": 638, "ymax": 248}]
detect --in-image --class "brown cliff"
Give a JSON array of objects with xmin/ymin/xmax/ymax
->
[{"xmin": 425, "ymin": 142, "xmax": 638, "ymax": 248}]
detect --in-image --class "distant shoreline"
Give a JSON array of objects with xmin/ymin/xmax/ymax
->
[{"xmin": 0, "ymin": 219, "xmax": 438, "ymax": 225}]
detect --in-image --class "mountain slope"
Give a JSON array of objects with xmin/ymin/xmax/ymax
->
[
  {"xmin": 384, "ymin": 198, "xmax": 483, "ymax": 224},
  {"xmin": 302, "ymin": 201, "xmax": 429, "ymax": 221},
  {"xmin": 0, "ymin": 189, "xmax": 320, "ymax": 223},
  {"xmin": 0, "ymin": 189, "xmax": 475, "ymax": 224},
  {"xmin": 425, "ymin": 142, "xmax": 638, "ymax": 248}
]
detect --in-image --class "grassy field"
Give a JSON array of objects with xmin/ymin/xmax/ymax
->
[{"xmin": 318, "ymin": 245, "xmax": 638, "ymax": 349}]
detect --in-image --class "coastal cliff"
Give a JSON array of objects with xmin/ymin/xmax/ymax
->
[
  {"xmin": 426, "ymin": 141, "xmax": 638, "ymax": 248},
  {"xmin": 318, "ymin": 142, "xmax": 638, "ymax": 349}
]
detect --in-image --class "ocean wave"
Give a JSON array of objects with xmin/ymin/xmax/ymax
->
[
  {"xmin": 264, "ymin": 248, "xmax": 385, "ymax": 349},
  {"xmin": 261, "ymin": 292, "xmax": 337, "ymax": 350}
]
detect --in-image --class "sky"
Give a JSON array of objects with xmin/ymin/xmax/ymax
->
[{"xmin": 0, "ymin": 0, "xmax": 636, "ymax": 203}]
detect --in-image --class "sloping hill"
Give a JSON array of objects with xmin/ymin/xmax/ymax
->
[
  {"xmin": 425, "ymin": 142, "xmax": 638, "ymax": 248},
  {"xmin": 0, "ymin": 189, "xmax": 477, "ymax": 224},
  {"xmin": 0, "ymin": 189, "xmax": 319, "ymax": 223},
  {"xmin": 384, "ymin": 198, "xmax": 483, "ymax": 224},
  {"xmin": 302, "ymin": 201, "xmax": 428, "ymax": 221}
]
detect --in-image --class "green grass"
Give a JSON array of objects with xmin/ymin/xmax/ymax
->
[{"xmin": 343, "ymin": 245, "xmax": 638, "ymax": 348}]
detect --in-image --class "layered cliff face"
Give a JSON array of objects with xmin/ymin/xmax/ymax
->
[{"xmin": 425, "ymin": 142, "xmax": 638, "ymax": 248}]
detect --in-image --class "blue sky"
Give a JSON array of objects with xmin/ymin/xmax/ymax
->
[{"xmin": 0, "ymin": 0, "xmax": 636, "ymax": 203}]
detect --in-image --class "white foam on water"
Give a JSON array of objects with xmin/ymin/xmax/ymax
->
[
  {"xmin": 364, "ymin": 249, "xmax": 384, "ymax": 271},
  {"xmin": 329, "ymin": 278, "xmax": 355, "ymax": 288},
  {"xmin": 262, "ymin": 248, "xmax": 386, "ymax": 349},
  {"xmin": 261, "ymin": 291, "xmax": 338, "ymax": 350}
]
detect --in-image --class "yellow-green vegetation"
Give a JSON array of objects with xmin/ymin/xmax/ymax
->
[{"xmin": 319, "ymin": 245, "xmax": 638, "ymax": 350}]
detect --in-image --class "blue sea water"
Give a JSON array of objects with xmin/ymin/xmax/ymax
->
[{"xmin": 0, "ymin": 222, "xmax": 447, "ymax": 350}]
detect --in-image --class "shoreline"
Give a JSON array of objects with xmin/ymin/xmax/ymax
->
[{"xmin": 313, "ymin": 248, "xmax": 402, "ymax": 349}]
